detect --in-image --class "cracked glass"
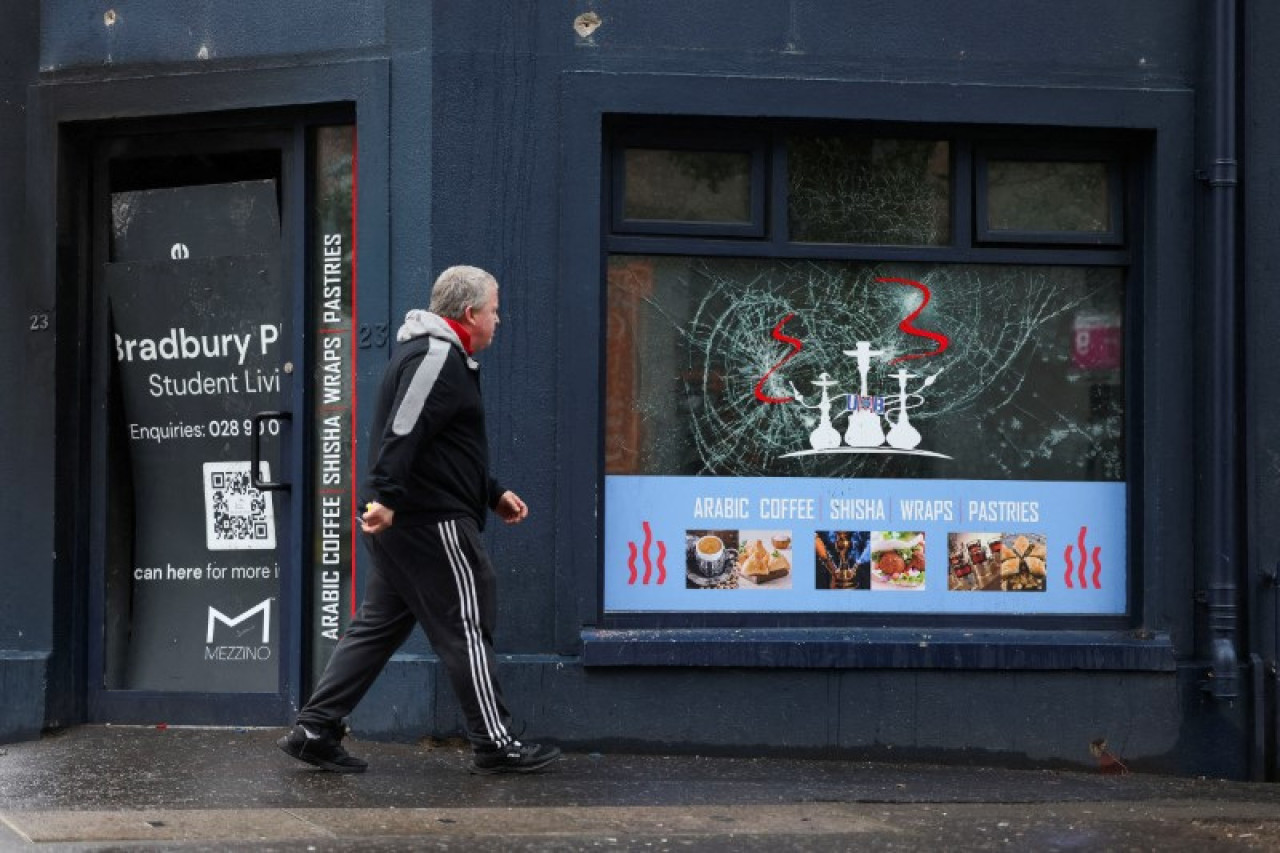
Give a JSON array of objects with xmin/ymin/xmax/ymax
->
[
  {"xmin": 606, "ymin": 255, "xmax": 1124, "ymax": 482},
  {"xmin": 788, "ymin": 136, "xmax": 950, "ymax": 245}
]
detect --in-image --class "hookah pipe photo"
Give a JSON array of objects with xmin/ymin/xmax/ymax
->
[{"xmin": 815, "ymin": 532, "xmax": 857, "ymax": 589}]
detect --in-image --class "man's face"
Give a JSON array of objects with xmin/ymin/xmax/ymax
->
[{"xmin": 464, "ymin": 284, "xmax": 500, "ymax": 352}]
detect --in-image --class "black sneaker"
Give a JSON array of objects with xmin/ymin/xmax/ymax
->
[
  {"xmin": 470, "ymin": 741, "xmax": 561, "ymax": 775},
  {"xmin": 277, "ymin": 723, "xmax": 368, "ymax": 774}
]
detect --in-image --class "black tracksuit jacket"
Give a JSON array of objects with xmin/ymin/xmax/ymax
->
[{"xmin": 362, "ymin": 311, "xmax": 502, "ymax": 529}]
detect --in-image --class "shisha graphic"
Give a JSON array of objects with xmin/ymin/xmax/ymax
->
[
  {"xmin": 787, "ymin": 373, "xmax": 843, "ymax": 450},
  {"xmin": 781, "ymin": 339, "xmax": 949, "ymax": 460},
  {"xmin": 885, "ymin": 366, "xmax": 940, "ymax": 450},
  {"xmin": 843, "ymin": 340, "xmax": 887, "ymax": 447}
]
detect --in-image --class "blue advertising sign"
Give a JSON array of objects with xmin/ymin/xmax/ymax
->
[{"xmin": 605, "ymin": 476, "xmax": 1125, "ymax": 615}]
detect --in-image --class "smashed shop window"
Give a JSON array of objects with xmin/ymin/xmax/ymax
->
[{"xmin": 602, "ymin": 121, "xmax": 1131, "ymax": 618}]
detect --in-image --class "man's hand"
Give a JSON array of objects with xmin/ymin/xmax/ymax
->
[
  {"xmin": 495, "ymin": 490, "xmax": 529, "ymax": 524},
  {"xmin": 360, "ymin": 501, "xmax": 395, "ymax": 534}
]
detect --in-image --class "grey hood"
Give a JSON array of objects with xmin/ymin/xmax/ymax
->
[{"xmin": 397, "ymin": 309, "xmax": 477, "ymax": 367}]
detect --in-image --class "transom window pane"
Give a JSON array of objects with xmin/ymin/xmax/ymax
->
[
  {"xmin": 606, "ymin": 255, "xmax": 1124, "ymax": 482},
  {"xmin": 788, "ymin": 136, "xmax": 950, "ymax": 245},
  {"xmin": 622, "ymin": 148, "xmax": 753, "ymax": 223},
  {"xmin": 986, "ymin": 160, "xmax": 1111, "ymax": 233}
]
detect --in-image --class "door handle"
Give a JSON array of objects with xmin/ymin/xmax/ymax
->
[{"xmin": 251, "ymin": 410, "xmax": 293, "ymax": 491}]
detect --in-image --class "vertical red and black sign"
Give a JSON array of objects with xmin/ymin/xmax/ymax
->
[{"xmin": 310, "ymin": 125, "xmax": 358, "ymax": 681}]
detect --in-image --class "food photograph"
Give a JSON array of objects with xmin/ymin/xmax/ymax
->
[
  {"xmin": 870, "ymin": 531, "xmax": 926, "ymax": 591},
  {"xmin": 945, "ymin": 531, "xmax": 1048, "ymax": 592},
  {"xmin": 946, "ymin": 531, "xmax": 1003, "ymax": 591},
  {"xmin": 734, "ymin": 529, "xmax": 793, "ymax": 588},
  {"xmin": 997, "ymin": 533, "xmax": 1049, "ymax": 592},
  {"xmin": 684, "ymin": 529, "xmax": 740, "ymax": 589}
]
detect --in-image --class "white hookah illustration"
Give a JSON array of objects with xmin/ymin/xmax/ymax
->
[
  {"xmin": 884, "ymin": 366, "xmax": 940, "ymax": 450},
  {"xmin": 788, "ymin": 373, "xmax": 844, "ymax": 450},
  {"xmin": 783, "ymin": 339, "xmax": 948, "ymax": 458},
  {"xmin": 843, "ymin": 340, "xmax": 887, "ymax": 448}
]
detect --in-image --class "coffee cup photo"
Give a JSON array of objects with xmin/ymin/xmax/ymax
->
[{"xmin": 685, "ymin": 530, "xmax": 740, "ymax": 586}]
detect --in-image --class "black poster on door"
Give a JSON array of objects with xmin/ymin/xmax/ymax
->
[{"xmin": 105, "ymin": 182, "xmax": 287, "ymax": 693}]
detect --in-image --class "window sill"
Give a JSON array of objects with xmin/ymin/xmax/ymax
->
[{"xmin": 580, "ymin": 627, "xmax": 1176, "ymax": 671}]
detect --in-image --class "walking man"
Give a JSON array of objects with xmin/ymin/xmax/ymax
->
[{"xmin": 278, "ymin": 265, "xmax": 560, "ymax": 775}]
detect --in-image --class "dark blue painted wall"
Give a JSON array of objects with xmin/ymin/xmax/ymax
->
[
  {"xmin": 0, "ymin": 3, "xmax": 39, "ymax": 636},
  {"xmin": 39, "ymin": 0, "xmax": 386, "ymax": 68},
  {"xmin": 559, "ymin": 0, "xmax": 1195, "ymax": 87},
  {"xmin": 0, "ymin": 0, "xmax": 45, "ymax": 740},
  {"xmin": 429, "ymin": 4, "xmax": 564, "ymax": 653}
]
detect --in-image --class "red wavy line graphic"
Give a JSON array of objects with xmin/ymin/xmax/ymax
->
[
  {"xmin": 1077, "ymin": 526, "xmax": 1089, "ymax": 589},
  {"xmin": 754, "ymin": 313, "xmax": 804, "ymax": 404},
  {"xmin": 878, "ymin": 277, "xmax": 950, "ymax": 365},
  {"xmin": 656, "ymin": 540, "xmax": 667, "ymax": 585},
  {"xmin": 627, "ymin": 541, "xmax": 638, "ymax": 585},
  {"xmin": 641, "ymin": 521, "xmax": 654, "ymax": 585},
  {"xmin": 1091, "ymin": 545, "xmax": 1103, "ymax": 590},
  {"xmin": 1063, "ymin": 544, "xmax": 1075, "ymax": 589}
]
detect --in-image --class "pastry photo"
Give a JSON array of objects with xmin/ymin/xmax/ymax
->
[{"xmin": 735, "ymin": 530, "xmax": 792, "ymax": 588}]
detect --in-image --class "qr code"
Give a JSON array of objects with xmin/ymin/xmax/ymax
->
[{"xmin": 203, "ymin": 461, "xmax": 276, "ymax": 551}]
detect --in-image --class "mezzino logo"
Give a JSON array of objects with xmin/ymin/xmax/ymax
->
[{"xmin": 205, "ymin": 598, "xmax": 273, "ymax": 661}]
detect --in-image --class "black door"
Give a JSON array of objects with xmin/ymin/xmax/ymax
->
[{"xmin": 87, "ymin": 131, "xmax": 305, "ymax": 723}]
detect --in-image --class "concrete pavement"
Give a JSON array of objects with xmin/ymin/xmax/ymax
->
[{"xmin": 0, "ymin": 726, "xmax": 1278, "ymax": 850}]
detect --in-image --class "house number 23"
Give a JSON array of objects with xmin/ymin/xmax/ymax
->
[{"xmin": 357, "ymin": 323, "xmax": 388, "ymax": 348}]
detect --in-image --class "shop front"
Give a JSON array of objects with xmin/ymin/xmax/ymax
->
[{"xmin": 7, "ymin": 1, "xmax": 1280, "ymax": 781}]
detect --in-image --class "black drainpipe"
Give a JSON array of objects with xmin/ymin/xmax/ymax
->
[{"xmin": 1202, "ymin": 0, "xmax": 1241, "ymax": 702}]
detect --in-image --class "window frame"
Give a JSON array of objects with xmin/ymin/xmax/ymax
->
[
  {"xmin": 973, "ymin": 146, "xmax": 1126, "ymax": 247},
  {"xmin": 609, "ymin": 127, "xmax": 769, "ymax": 239},
  {"xmin": 599, "ymin": 118, "xmax": 1141, "ymax": 633},
  {"xmin": 605, "ymin": 124, "xmax": 1134, "ymax": 269}
]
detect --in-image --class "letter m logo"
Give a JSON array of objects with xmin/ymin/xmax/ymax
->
[{"xmin": 206, "ymin": 598, "xmax": 272, "ymax": 644}]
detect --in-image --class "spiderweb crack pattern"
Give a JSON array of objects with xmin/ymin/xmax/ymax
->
[{"xmin": 624, "ymin": 257, "xmax": 1124, "ymax": 481}]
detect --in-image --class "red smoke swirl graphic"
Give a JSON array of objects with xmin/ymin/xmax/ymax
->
[
  {"xmin": 878, "ymin": 277, "xmax": 950, "ymax": 365},
  {"xmin": 627, "ymin": 521, "xmax": 667, "ymax": 585},
  {"xmin": 754, "ymin": 313, "xmax": 804, "ymax": 404},
  {"xmin": 1063, "ymin": 526, "xmax": 1102, "ymax": 589}
]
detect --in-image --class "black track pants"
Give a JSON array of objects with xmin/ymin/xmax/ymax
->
[{"xmin": 296, "ymin": 517, "xmax": 515, "ymax": 751}]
